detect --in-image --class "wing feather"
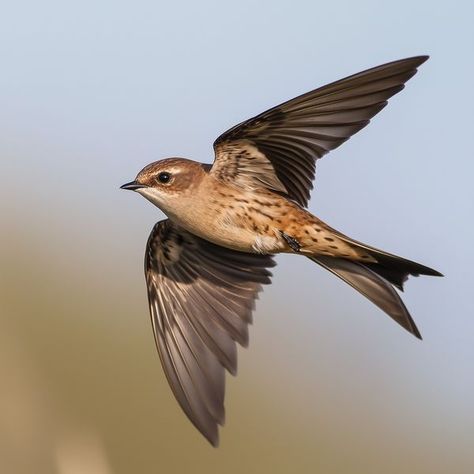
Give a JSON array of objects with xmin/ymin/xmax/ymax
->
[
  {"xmin": 212, "ymin": 56, "xmax": 428, "ymax": 206},
  {"xmin": 145, "ymin": 219, "xmax": 275, "ymax": 446}
]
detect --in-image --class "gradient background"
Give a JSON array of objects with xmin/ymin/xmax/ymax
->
[{"xmin": 1, "ymin": 1, "xmax": 473, "ymax": 473}]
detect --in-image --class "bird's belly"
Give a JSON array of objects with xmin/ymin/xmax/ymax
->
[
  {"xmin": 205, "ymin": 228, "xmax": 262, "ymax": 252},
  {"xmin": 192, "ymin": 219, "xmax": 279, "ymax": 253},
  {"xmin": 175, "ymin": 204, "xmax": 284, "ymax": 254}
]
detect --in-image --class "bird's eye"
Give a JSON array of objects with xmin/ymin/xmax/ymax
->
[{"xmin": 157, "ymin": 172, "xmax": 171, "ymax": 184}]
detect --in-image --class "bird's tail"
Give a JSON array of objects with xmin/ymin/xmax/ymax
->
[{"xmin": 308, "ymin": 241, "xmax": 442, "ymax": 339}]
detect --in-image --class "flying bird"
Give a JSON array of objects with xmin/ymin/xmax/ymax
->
[{"xmin": 121, "ymin": 56, "xmax": 442, "ymax": 446}]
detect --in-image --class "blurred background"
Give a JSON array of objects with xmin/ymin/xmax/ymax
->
[{"xmin": 1, "ymin": 1, "xmax": 473, "ymax": 473}]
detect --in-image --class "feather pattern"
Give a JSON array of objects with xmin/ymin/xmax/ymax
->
[
  {"xmin": 212, "ymin": 56, "xmax": 429, "ymax": 206},
  {"xmin": 309, "ymin": 255, "xmax": 422, "ymax": 338},
  {"xmin": 145, "ymin": 219, "xmax": 275, "ymax": 446}
]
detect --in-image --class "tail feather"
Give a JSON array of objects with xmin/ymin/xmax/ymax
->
[
  {"xmin": 363, "ymin": 252, "xmax": 442, "ymax": 291},
  {"xmin": 309, "ymin": 255, "xmax": 423, "ymax": 338},
  {"xmin": 335, "ymin": 233, "xmax": 443, "ymax": 291}
]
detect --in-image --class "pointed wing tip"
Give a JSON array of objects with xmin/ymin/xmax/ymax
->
[
  {"xmin": 412, "ymin": 54, "xmax": 430, "ymax": 64},
  {"xmin": 146, "ymin": 219, "xmax": 275, "ymax": 447},
  {"xmin": 397, "ymin": 55, "xmax": 429, "ymax": 68},
  {"xmin": 205, "ymin": 430, "xmax": 220, "ymax": 448}
]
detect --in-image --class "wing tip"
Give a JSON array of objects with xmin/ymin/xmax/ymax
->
[
  {"xmin": 204, "ymin": 429, "xmax": 220, "ymax": 448},
  {"xmin": 407, "ymin": 54, "xmax": 429, "ymax": 64},
  {"xmin": 413, "ymin": 54, "xmax": 430, "ymax": 65},
  {"xmin": 389, "ymin": 55, "xmax": 429, "ymax": 69},
  {"xmin": 427, "ymin": 268, "xmax": 444, "ymax": 277}
]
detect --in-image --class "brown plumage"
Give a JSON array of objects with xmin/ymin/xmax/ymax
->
[{"xmin": 121, "ymin": 56, "xmax": 442, "ymax": 446}]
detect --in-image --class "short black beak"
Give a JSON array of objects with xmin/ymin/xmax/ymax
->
[{"xmin": 120, "ymin": 180, "xmax": 146, "ymax": 191}]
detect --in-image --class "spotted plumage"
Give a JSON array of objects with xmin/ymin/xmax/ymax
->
[{"xmin": 121, "ymin": 56, "xmax": 442, "ymax": 447}]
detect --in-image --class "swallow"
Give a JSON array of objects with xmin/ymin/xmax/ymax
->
[{"xmin": 121, "ymin": 56, "xmax": 442, "ymax": 446}]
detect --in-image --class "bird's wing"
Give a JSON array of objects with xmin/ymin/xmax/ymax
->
[
  {"xmin": 211, "ymin": 56, "xmax": 428, "ymax": 207},
  {"xmin": 145, "ymin": 219, "xmax": 275, "ymax": 446}
]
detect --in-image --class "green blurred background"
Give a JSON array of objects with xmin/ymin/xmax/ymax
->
[{"xmin": 1, "ymin": 1, "xmax": 473, "ymax": 473}]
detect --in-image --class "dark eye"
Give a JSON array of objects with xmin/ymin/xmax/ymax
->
[{"xmin": 157, "ymin": 172, "xmax": 171, "ymax": 184}]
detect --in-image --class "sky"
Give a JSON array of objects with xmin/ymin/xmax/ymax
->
[{"xmin": 1, "ymin": 1, "xmax": 473, "ymax": 473}]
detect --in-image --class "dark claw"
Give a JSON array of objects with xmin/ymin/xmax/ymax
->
[{"xmin": 279, "ymin": 230, "xmax": 301, "ymax": 252}]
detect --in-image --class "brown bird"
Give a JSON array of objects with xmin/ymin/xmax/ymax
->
[{"xmin": 121, "ymin": 56, "xmax": 442, "ymax": 446}]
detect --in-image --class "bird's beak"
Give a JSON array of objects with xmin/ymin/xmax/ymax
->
[{"xmin": 120, "ymin": 180, "xmax": 146, "ymax": 191}]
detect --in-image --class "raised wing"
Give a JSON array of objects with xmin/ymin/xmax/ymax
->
[
  {"xmin": 212, "ymin": 56, "xmax": 428, "ymax": 207},
  {"xmin": 145, "ymin": 219, "xmax": 275, "ymax": 446}
]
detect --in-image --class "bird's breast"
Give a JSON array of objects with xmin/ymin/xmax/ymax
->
[{"xmin": 173, "ymin": 188, "xmax": 291, "ymax": 254}]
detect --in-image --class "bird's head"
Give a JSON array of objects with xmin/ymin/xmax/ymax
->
[{"xmin": 121, "ymin": 158, "xmax": 208, "ymax": 217}]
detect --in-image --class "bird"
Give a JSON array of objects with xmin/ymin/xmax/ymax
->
[{"xmin": 121, "ymin": 56, "xmax": 442, "ymax": 447}]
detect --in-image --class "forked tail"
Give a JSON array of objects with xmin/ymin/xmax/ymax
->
[{"xmin": 309, "ymin": 244, "xmax": 442, "ymax": 339}]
